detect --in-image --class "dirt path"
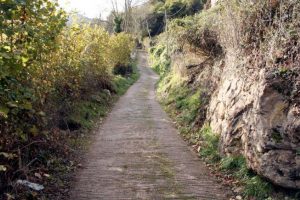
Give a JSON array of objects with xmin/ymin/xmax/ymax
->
[{"xmin": 70, "ymin": 52, "xmax": 232, "ymax": 199}]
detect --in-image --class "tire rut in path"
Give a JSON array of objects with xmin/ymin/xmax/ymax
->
[{"xmin": 69, "ymin": 51, "xmax": 232, "ymax": 200}]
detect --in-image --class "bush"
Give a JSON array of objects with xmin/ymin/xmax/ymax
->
[
  {"xmin": 167, "ymin": 5, "xmax": 223, "ymax": 56},
  {"xmin": 113, "ymin": 64, "xmax": 133, "ymax": 76},
  {"xmin": 144, "ymin": 0, "xmax": 206, "ymax": 37},
  {"xmin": 149, "ymin": 44, "xmax": 171, "ymax": 75},
  {"xmin": 52, "ymin": 24, "xmax": 112, "ymax": 98},
  {"xmin": 0, "ymin": 0, "xmax": 135, "ymax": 195},
  {"xmin": 244, "ymin": 176, "xmax": 272, "ymax": 199},
  {"xmin": 109, "ymin": 32, "xmax": 135, "ymax": 68},
  {"xmin": 109, "ymin": 33, "xmax": 135, "ymax": 75}
]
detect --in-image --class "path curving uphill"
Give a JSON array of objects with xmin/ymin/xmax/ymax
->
[{"xmin": 70, "ymin": 51, "xmax": 232, "ymax": 200}]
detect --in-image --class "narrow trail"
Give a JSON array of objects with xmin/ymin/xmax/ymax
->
[{"xmin": 70, "ymin": 51, "xmax": 232, "ymax": 199}]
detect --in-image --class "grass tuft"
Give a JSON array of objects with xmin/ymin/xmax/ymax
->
[
  {"xmin": 199, "ymin": 125, "xmax": 221, "ymax": 163},
  {"xmin": 220, "ymin": 156, "xmax": 246, "ymax": 171},
  {"xmin": 243, "ymin": 176, "xmax": 272, "ymax": 199},
  {"xmin": 68, "ymin": 96, "xmax": 109, "ymax": 129},
  {"xmin": 220, "ymin": 155, "xmax": 272, "ymax": 199}
]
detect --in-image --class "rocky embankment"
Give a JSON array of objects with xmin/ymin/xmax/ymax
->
[
  {"xmin": 154, "ymin": 0, "xmax": 300, "ymax": 190},
  {"xmin": 208, "ymin": 54, "xmax": 300, "ymax": 189}
]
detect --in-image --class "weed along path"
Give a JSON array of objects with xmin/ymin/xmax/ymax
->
[{"xmin": 69, "ymin": 51, "xmax": 232, "ymax": 199}]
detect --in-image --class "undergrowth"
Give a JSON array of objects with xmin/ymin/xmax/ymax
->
[
  {"xmin": 48, "ymin": 60, "xmax": 139, "ymax": 200},
  {"xmin": 0, "ymin": 60, "xmax": 139, "ymax": 199},
  {"xmin": 221, "ymin": 156, "xmax": 272, "ymax": 199},
  {"xmin": 113, "ymin": 62, "xmax": 140, "ymax": 95},
  {"xmin": 0, "ymin": 1, "xmax": 137, "ymax": 197},
  {"xmin": 149, "ymin": 44, "xmax": 171, "ymax": 76},
  {"xmin": 66, "ymin": 61, "xmax": 139, "ymax": 131},
  {"xmin": 198, "ymin": 125, "xmax": 220, "ymax": 163}
]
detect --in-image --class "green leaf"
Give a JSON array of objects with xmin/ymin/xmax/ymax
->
[
  {"xmin": 3, "ymin": 46, "xmax": 11, "ymax": 51},
  {"xmin": 21, "ymin": 56, "xmax": 29, "ymax": 64},
  {"xmin": 0, "ymin": 52, "xmax": 11, "ymax": 59},
  {"xmin": 0, "ymin": 106, "xmax": 9, "ymax": 118},
  {"xmin": 21, "ymin": 102, "xmax": 32, "ymax": 110},
  {"xmin": 17, "ymin": 130, "xmax": 27, "ymax": 142},
  {"xmin": 29, "ymin": 126, "xmax": 39, "ymax": 137},
  {"xmin": 20, "ymin": 133, "xmax": 27, "ymax": 142}
]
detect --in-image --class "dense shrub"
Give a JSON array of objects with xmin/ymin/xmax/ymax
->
[
  {"xmin": 149, "ymin": 44, "xmax": 171, "ymax": 75},
  {"xmin": 113, "ymin": 63, "xmax": 133, "ymax": 76},
  {"xmin": 163, "ymin": 5, "xmax": 223, "ymax": 56},
  {"xmin": 0, "ymin": 0, "xmax": 135, "ymax": 195},
  {"xmin": 144, "ymin": 0, "xmax": 206, "ymax": 37},
  {"xmin": 159, "ymin": 0, "xmax": 300, "ymax": 62},
  {"xmin": 241, "ymin": 0, "xmax": 299, "ymax": 69},
  {"xmin": 109, "ymin": 32, "xmax": 135, "ymax": 74}
]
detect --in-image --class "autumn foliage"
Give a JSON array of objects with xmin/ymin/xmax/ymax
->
[{"xmin": 0, "ymin": 0, "xmax": 134, "ymax": 195}]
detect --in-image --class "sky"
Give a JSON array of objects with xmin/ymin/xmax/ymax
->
[{"xmin": 58, "ymin": 0, "xmax": 147, "ymax": 19}]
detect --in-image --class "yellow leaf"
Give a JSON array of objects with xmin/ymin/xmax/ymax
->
[
  {"xmin": 0, "ymin": 106, "xmax": 9, "ymax": 118},
  {"xmin": 30, "ymin": 126, "xmax": 39, "ymax": 137},
  {"xmin": 21, "ymin": 102, "xmax": 32, "ymax": 110}
]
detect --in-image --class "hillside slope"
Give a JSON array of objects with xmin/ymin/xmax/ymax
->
[{"xmin": 149, "ymin": 0, "xmax": 300, "ymax": 194}]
